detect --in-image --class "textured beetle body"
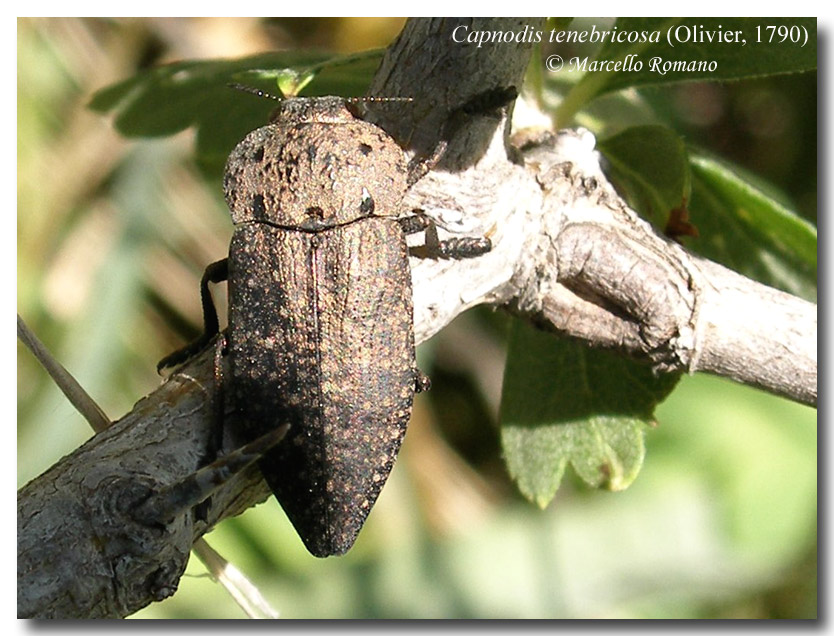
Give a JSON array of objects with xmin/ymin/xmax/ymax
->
[
  {"xmin": 222, "ymin": 98, "xmax": 415, "ymax": 556},
  {"xmin": 159, "ymin": 89, "xmax": 513, "ymax": 557}
]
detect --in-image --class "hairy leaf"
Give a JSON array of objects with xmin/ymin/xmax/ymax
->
[{"xmin": 500, "ymin": 321, "xmax": 680, "ymax": 508}]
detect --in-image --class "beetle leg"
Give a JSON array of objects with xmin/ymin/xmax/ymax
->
[
  {"xmin": 398, "ymin": 212, "xmax": 432, "ymax": 236},
  {"xmin": 406, "ymin": 140, "xmax": 448, "ymax": 187},
  {"xmin": 406, "ymin": 85, "xmax": 518, "ymax": 186},
  {"xmin": 193, "ymin": 333, "xmax": 229, "ymax": 522},
  {"xmin": 401, "ymin": 86, "xmax": 514, "ymax": 256},
  {"xmin": 415, "ymin": 369, "xmax": 432, "ymax": 393},
  {"xmin": 400, "ymin": 212, "xmax": 492, "ymax": 260},
  {"xmin": 157, "ymin": 258, "xmax": 229, "ymax": 372},
  {"xmin": 427, "ymin": 235, "xmax": 493, "ymax": 260},
  {"xmin": 133, "ymin": 423, "xmax": 290, "ymax": 528}
]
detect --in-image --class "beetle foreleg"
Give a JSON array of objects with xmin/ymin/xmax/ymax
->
[
  {"xmin": 400, "ymin": 212, "xmax": 492, "ymax": 260},
  {"xmin": 405, "ymin": 85, "xmax": 518, "ymax": 186}
]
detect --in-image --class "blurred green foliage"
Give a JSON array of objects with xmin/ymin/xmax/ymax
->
[{"xmin": 17, "ymin": 18, "xmax": 816, "ymax": 619}]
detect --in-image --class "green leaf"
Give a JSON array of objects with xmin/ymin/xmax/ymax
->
[
  {"xmin": 687, "ymin": 151, "xmax": 817, "ymax": 301},
  {"xmin": 548, "ymin": 17, "xmax": 575, "ymax": 32},
  {"xmin": 597, "ymin": 125, "xmax": 691, "ymax": 228},
  {"xmin": 603, "ymin": 18, "xmax": 816, "ymax": 92},
  {"xmin": 557, "ymin": 18, "xmax": 816, "ymax": 123},
  {"xmin": 89, "ymin": 50, "xmax": 385, "ymax": 176},
  {"xmin": 499, "ymin": 321, "xmax": 680, "ymax": 508},
  {"xmin": 598, "ymin": 126, "xmax": 816, "ymax": 301},
  {"xmin": 275, "ymin": 68, "xmax": 316, "ymax": 97}
]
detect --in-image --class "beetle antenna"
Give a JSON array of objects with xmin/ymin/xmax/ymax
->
[
  {"xmin": 345, "ymin": 96, "xmax": 414, "ymax": 104},
  {"xmin": 228, "ymin": 82, "xmax": 283, "ymax": 101},
  {"xmin": 228, "ymin": 82, "xmax": 413, "ymax": 104}
]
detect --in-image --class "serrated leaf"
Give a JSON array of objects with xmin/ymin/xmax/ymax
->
[
  {"xmin": 687, "ymin": 151, "xmax": 817, "ymax": 301},
  {"xmin": 499, "ymin": 321, "xmax": 680, "ymax": 508},
  {"xmin": 88, "ymin": 50, "xmax": 385, "ymax": 177},
  {"xmin": 598, "ymin": 125, "xmax": 691, "ymax": 229},
  {"xmin": 557, "ymin": 18, "xmax": 816, "ymax": 123}
]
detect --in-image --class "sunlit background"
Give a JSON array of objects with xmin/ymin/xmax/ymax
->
[{"xmin": 17, "ymin": 18, "xmax": 816, "ymax": 619}]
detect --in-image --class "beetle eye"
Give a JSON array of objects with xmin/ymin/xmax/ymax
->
[{"xmin": 359, "ymin": 188, "xmax": 375, "ymax": 215}]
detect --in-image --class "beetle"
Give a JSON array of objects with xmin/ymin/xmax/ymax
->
[{"xmin": 160, "ymin": 87, "xmax": 516, "ymax": 556}]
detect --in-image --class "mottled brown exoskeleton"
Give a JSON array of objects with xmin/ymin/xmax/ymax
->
[{"xmin": 160, "ymin": 88, "xmax": 516, "ymax": 557}]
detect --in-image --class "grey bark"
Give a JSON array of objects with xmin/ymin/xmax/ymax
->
[{"xmin": 18, "ymin": 17, "xmax": 816, "ymax": 619}]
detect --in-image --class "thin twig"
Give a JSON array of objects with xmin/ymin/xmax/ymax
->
[
  {"xmin": 17, "ymin": 314, "xmax": 110, "ymax": 433},
  {"xmin": 192, "ymin": 541, "xmax": 279, "ymax": 619}
]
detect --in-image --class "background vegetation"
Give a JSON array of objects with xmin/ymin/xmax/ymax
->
[{"xmin": 18, "ymin": 18, "xmax": 816, "ymax": 618}]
